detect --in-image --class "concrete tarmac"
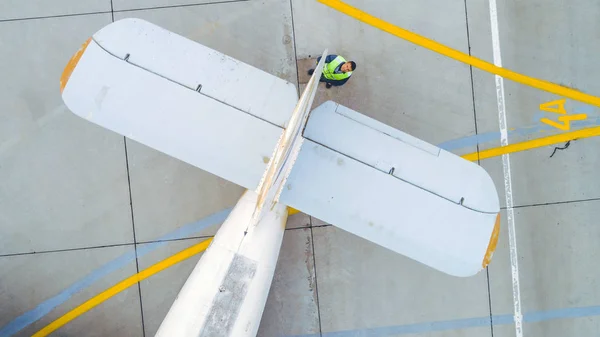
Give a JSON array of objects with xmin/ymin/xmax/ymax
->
[{"xmin": 1, "ymin": 0, "xmax": 599, "ymax": 336}]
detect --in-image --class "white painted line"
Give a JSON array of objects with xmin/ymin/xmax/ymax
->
[{"xmin": 488, "ymin": 0, "xmax": 523, "ymax": 336}]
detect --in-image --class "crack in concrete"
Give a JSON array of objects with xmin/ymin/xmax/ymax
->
[{"xmin": 549, "ymin": 140, "xmax": 575, "ymax": 158}]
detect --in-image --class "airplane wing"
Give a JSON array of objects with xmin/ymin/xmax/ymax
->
[
  {"xmin": 279, "ymin": 101, "xmax": 500, "ymax": 277},
  {"xmin": 60, "ymin": 18, "xmax": 297, "ymax": 191},
  {"xmin": 60, "ymin": 18, "xmax": 499, "ymax": 277}
]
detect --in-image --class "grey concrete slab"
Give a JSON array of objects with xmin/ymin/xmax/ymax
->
[
  {"xmin": 467, "ymin": 0, "xmax": 600, "ymax": 207},
  {"xmin": 287, "ymin": 212, "xmax": 311, "ymax": 229},
  {"xmin": 515, "ymin": 200, "xmax": 600, "ymax": 313},
  {"xmin": 492, "ymin": 324, "xmax": 516, "ymax": 337},
  {"xmin": 292, "ymin": 0, "xmax": 478, "ymax": 147},
  {"xmin": 113, "ymin": 0, "xmax": 228, "ymax": 11},
  {"xmin": 0, "ymin": 14, "xmax": 135, "ymax": 255},
  {"xmin": 113, "ymin": 0, "xmax": 298, "ymax": 242},
  {"xmin": 114, "ymin": 0, "xmax": 297, "ymax": 84},
  {"xmin": 489, "ymin": 201, "xmax": 600, "ymax": 337},
  {"xmin": 524, "ymin": 317, "xmax": 600, "ymax": 337},
  {"xmin": 258, "ymin": 228, "xmax": 320, "ymax": 336},
  {"xmin": 481, "ymin": 79, "xmax": 600, "ymax": 207},
  {"xmin": 310, "ymin": 216, "xmax": 329, "ymax": 228},
  {"xmin": 469, "ymin": 126, "xmax": 600, "ymax": 210},
  {"xmin": 137, "ymin": 238, "xmax": 206, "ymax": 336},
  {"xmin": 297, "ymin": 58, "xmax": 314, "ymax": 85},
  {"xmin": 123, "ymin": 139, "xmax": 244, "ymax": 241},
  {"xmin": 312, "ymin": 225, "xmax": 492, "ymax": 336},
  {"xmin": 0, "ymin": 245, "xmax": 142, "ymax": 337},
  {"xmin": 496, "ymin": 0, "xmax": 600, "ymax": 95},
  {"xmin": 0, "ymin": 0, "xmax": 111, "ymax": 20},
  {"xmin": 136, "ymin": 229, "xmax": 319, "ymax": 336},
  {"xmin": 498, "ymin": 135, "xmax": 600, "ymax": 208}
]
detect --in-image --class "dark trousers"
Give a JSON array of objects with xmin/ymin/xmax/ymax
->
[{"xmin": 319, "ymin": 74, "xmax": 348, "ymax": 86}]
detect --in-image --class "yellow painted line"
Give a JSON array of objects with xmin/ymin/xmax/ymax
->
[
  {"xmin": 32, "ymin": 238, "xmax": 213, "ymax": 337},
  {"xmin": 318, "ymin": 0, "xmax": 600, "ymax": 107},
  {"xmin": 32, "ymin": 207, "xmax": 303, "ymax": 336},
  {"xmin": 461, "ymin": 126, "xmax": 600, "ymax": 161}
]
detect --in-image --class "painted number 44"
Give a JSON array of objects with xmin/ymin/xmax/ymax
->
[{"xmin": 539, "ymin": 99, "xmax": 587, "ymax": 131}]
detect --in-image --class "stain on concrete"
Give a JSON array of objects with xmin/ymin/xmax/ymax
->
[
  {"xmin": 19, "ymin": 89, "xmax": 45, "ymax": 121},
  {"xmin": 302, "ymin": 230, "xmax": 318, "ymax": 309}
]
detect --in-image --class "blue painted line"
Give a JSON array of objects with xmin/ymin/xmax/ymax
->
[
  {"xmin": 524, "ymin": 305, "xmax": 600, "ymax": 323},
  {"xmin": 0, "ymin": 208, "xmax": 231, "ymax": 337},
  {"xmin": 288, "ymin": 305, "xmax": 600, "ymax": 337},
  {"xmin": 3, "ymin": 105, "xmax": 600, "ymax": 337},
  {"xmin": 438, "ymin": 131, "xmax": 500, "ymax": 151},
  {"xmin": 0, "ymin": 252, "xmax": 137, "ymax": 337},
  {"xmin": 437, "ymin": 106, "xmax": 600, "ymax": 152}
]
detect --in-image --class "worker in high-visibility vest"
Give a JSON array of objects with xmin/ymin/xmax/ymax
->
[{"xmin": 308, "ymin": 54, "xmax": 356, "ymax": 88}]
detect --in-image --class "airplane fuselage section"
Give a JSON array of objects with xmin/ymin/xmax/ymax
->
[{"xmin": 155, "ymin": 190, "xmax": 288, "ymax": 337}]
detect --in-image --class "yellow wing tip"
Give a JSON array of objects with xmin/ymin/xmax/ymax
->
[
  {"xmin": 482, "ymin": 213, "xmax": 501, "ymax": 268},
  {"xmin": 60, "ymin": 37, "xmax": 91, "ymax": 94}
]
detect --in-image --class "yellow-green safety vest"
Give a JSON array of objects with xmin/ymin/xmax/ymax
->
[{"xmin": 320, "ymin": 56, "xmax": 352, "ymax": 80}]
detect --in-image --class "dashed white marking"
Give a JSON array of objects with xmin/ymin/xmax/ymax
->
[{"xmin": 488, "ymin": 0, "xmax": 523, "ymax": 336}]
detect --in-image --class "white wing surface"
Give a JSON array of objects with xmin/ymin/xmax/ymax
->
[
  {"xmin": 60, "ymin": 18, "xmax": 297, "ymax": 191},
  {"xmin": 61, "ymin": 19, "xmax": 501, "ymax": 277},
  {"xmin": 279, "ymin": 101, "xmax": 500, "ymax": 277}
]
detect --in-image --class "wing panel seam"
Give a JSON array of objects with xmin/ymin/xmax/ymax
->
[
  {"xmin": 90, "ymin": 37, "xmax": 284, "ymax": 130},
  {"xmin": 303, "ymin": 139, "xmax": 497, "ymax": 215}
]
